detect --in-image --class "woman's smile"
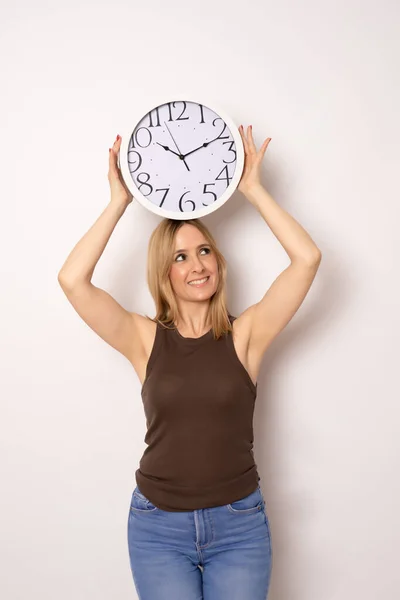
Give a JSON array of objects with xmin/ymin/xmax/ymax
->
[{"xmin": 187, "ymin": 276, "xmax": 210, "ymax": 287}]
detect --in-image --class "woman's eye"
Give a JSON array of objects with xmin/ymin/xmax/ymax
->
[{"xmin": 175, "ymin": 248, "xmax": 210, "ymax": 262}]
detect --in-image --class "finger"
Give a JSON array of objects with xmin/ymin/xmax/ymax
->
[
  {"xmin": 108, "ymin": 150, "xmax": 119, "ymax": 180},
  {"xmin": 247, "ymin": 125, "xmax": 257, "ymax": 154},
  {"xmin": 109, "ymin": 145, "xmax": 116, "ymax": 165},
  {"xmin": 239, "ymin": 125, "xmax": 249, "ymax": 154},
  {"xmin": 109, "ymin": 136, "xmax": 122, "ymax": 165},
  {"xmin": 259, "ymin": 137, "xmax": 271, "ymax": 157},
  {"xmin": 110, "ymin": 135, "xmax": 121, "ymax": 152},
  {"xmin": 115, "ymin": 137, "xmax": 123, "ymax": 169}
]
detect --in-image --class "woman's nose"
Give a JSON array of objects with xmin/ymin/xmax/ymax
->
[
  {"xmin": 193, "ymin": 261, "xmax": 205, "ymax": 272},
  {"xmin": 190, "ymin": 256, "xmax": 205, "ymax": 270}
]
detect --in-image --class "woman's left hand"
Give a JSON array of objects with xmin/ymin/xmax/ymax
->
[{"xmin": 237, "ymin": 125, "xmax": 271, "ymax": 196}]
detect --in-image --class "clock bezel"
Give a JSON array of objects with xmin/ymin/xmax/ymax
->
[{"xmin": 119, "ymin": 97, "xmax": 244, "ymax": 220}]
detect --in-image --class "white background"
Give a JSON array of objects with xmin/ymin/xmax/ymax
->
[{"xmin": 1, "ymin": 1, "xmax": 399, "ymax": 598}]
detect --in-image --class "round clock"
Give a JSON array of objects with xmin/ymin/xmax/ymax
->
[{"xmin": 119, "ymin": 98, "xmax": 244, "ymax": 219}]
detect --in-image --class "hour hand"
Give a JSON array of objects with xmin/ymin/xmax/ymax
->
[{"xmin": 156, "ymin": 142, "xmax": 182, "ymax": 158}]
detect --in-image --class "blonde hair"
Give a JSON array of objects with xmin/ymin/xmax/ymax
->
[{"xmin": 144, "ymin": 218, "xmax": 233, "ymax": 340}]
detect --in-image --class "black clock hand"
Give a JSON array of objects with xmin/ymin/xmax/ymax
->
[
  {"xmin": 156, "ymin": 142, "xmax": 182, "ymax": 158},
  {"xmin": 182, "ymin": 136, "xmax": 221, "ymax": 159},
  {"xmin": 163, "ymin": 121, "xmax": 191, "ymax": 172}
]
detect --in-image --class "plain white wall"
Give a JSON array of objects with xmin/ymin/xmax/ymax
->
[{"xmin": 1, "ymin": 0, "xmax": 399, "ymax": 598}]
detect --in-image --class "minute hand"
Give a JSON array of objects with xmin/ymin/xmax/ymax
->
[{"xmin": 182, "ymin": 136, "xmax": 221, "ymax": 159}]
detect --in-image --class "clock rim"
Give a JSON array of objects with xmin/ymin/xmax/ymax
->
[{"xmin": 119, "ymin": 96, "xmax": 244, "ymax": 220}]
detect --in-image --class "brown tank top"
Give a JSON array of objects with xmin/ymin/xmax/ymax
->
[{"xmin": 135, "ymin": 314, "xmax": 260, "ymax": 511}]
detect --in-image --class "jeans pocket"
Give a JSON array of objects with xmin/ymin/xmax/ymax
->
[
  {"xmin": 130, "ymin": 486, "xmax": 159, "ymax": 513},
  {"xmin": 226, "ymin": 485, "xmax": 264, "ymax": 514}
]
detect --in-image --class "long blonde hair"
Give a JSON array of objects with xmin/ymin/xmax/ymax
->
[{"xmin": 144, "ymin": 218, "xmax": 234, "ymax": 340}]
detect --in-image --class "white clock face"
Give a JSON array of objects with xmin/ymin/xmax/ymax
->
[{"xmin": 120, "ymin": 100, "xmax": 243, "ymax": 219}]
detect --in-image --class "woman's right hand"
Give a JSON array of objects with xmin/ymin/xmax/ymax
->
[{"xmin": 108, "ymin": 135, "xmax": 134, "ymax": 207}]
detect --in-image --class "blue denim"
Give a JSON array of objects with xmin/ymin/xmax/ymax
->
[{"xmin": 127, "ymin": 483, "xmax": 272, "ymax": 599}]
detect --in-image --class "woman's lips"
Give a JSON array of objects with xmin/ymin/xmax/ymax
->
[{"xmin": 187, "ymin": 276, "xmax": 210, "ymax": 287}]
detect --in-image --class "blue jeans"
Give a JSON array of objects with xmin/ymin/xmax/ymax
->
[{"xmin": 127, "ymin": 483, "xmax": 272, "ymax": 599}]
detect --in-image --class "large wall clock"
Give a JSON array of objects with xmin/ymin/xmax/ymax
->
[{"xmin": 119, "ymin": 98, "xmax": 244, "ymax": 219}]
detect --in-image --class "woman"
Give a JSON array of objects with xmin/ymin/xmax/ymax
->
[{"xmin": 58, "ymin": 125, "xmax": 321, "ymax": 599}]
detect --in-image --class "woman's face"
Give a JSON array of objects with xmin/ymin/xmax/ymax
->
[{"xmin": 169, "ymin": 224, "xmax": 218, "ymax": 301}]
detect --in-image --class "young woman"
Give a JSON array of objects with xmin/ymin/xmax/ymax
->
[{"xmin": 58, "ymin": 126, "xmax": 321, "ymax": 599}]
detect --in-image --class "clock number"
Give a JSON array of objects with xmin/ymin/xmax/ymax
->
[
  {"xmin": 167, "ymin": 101, "xmax": 190, "ymax": 122},
  {"xmin": 146, "ymin": 107, "xmax": 161, "ymax": 128},
  {"xmin": 155, "ymin": 187, "xmax": 170, "ymax": 208},
  {"xmin": 213, "ymin": 117, "xmax": 230, "ymax": 140},
  {"xmin": 127, "ymin": 150, "xmax": 142, "ymax": 173},
  {"xmin": 198, "ymin": 104, "xmax": 206, "ymax": 124},
  {"xmin": 202, "ymin": 183, "xmax": 217, "ymax": 206},
  {"xmin": 167, "ymin": 103, "xmax": 174, "ymax": 122},
  {"xmin": 222, "ymin": 140, "xmax": 236, "ymax": 164},
  {"xmin": 178, "ymin": 190, "xmax": 196, "ymax": 212},
  {"xmin": 215, "ymin": 165, "xmax": 232, "ymax": 188},
  {"xmin": 136, "ymin": 172, "xmax": 153, "ymax": 196},
  {"xmin": 130, "ymin": 127, "xmax": 152, "ymax": 149}
]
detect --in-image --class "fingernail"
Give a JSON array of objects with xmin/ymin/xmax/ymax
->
[{"xmin": 116, "ymin": 134, "xmax": 120, "ymax": 140}]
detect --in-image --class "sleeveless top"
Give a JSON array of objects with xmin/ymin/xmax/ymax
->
[{"xmin": 135, "ymin": 314, "xmax": 260, "ymax": 512}]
